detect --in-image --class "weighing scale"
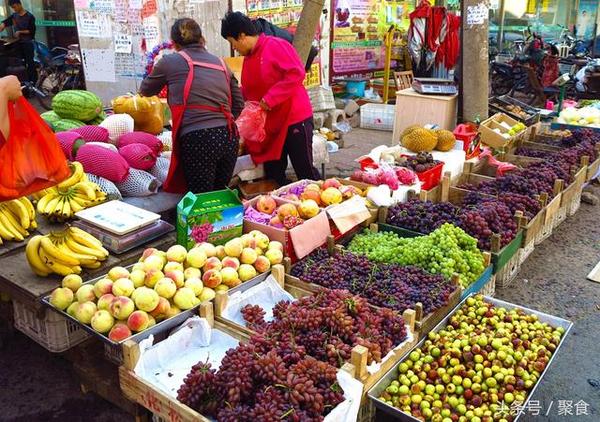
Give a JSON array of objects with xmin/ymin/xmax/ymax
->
[{"xmin": 412, "ymin": 78, "xmax": 458, "ymax": 95}]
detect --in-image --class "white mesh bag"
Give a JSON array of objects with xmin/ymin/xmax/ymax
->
[
  {"xmin": 149, "ymin": 155, "xmax": 170, "ymax": 184},
  {"xmin": 157, "ymin": 130, "xmax": 173, "ymax": 151},
  {"xmin": 115, "ymin": 168, "xmax": 161, "ymax": 197},
  {"xmin": 100, "ymin": 114, "xmax": 135, "ymax": 144},
  {"xmin": 86, "ymin": 173, "xmax": 123, "ymax": 201}
]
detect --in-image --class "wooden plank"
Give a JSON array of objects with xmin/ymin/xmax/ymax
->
[
  {"xmin": 119, "ymin": 367, "xmax": 210, "ymax": 422},
  {"xmin": 0, "ymin": 232, "xmax": 176, "ymax": 308}
]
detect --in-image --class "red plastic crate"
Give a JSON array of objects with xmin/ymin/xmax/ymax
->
[
  {"xmin": 416, "ymin": 161, "xmax": 444, "ymax": 190},
  {"xmin": 454, "ymin": 123, "xmax": 482, "ymax": 159}
]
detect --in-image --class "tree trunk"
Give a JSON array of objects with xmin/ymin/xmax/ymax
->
[{"xmin": 293, "ymin": 0, "xmax": 325, "ymax": 63}]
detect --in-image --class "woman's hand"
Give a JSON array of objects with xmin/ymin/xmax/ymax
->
[
  {"xmin": 0, "ymin": 76, "xmax": 22, "ymax": 101},
  {"xmin": 259, "ymin": 98, "xmax": 271, "ymax": 111}
]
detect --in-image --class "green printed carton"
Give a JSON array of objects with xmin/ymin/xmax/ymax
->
[{"xmin": 177, "ymin": 189, "xmax": 244, "ymax": 249}]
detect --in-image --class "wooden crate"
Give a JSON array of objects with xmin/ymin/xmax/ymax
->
[
  {"xmin": 119, "ymin": 303, "xmax": 250, "ymax": 422},
  {"xmin": 214, "ymin": 263, "xmax": 419, "ymax": 399},
  {"xmin": 537, "ymin": 180, "xmax": 564, "ymax": 244}
]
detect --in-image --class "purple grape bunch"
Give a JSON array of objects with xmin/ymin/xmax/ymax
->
[{"xmin": 291, "ymin": 249, "xmax": 457, "ymax": 315}]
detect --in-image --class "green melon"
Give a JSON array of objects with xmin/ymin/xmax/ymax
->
[
  {"xmin": 88, "ymin": 111, "xmax": 107, "ymax": 125},
  {"xmin": 53, "ymin": 118, "xmax": 86, "ymax": 132},
  {"xmin": 40, "ymin": 110, "xmax": 62, "ymax": 128},
  {"xmin": 52, "ymin": 90, "xmax": 103, "ymax": 122}
]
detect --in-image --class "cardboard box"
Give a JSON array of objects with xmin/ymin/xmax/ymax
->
[
  {"xmin": 177, "ymin": 189, "xmax": 244, "ymax": 249},
  {"xmin": 243, "ymin": 196, "xmax": 331, "ymax": 262},
  {"xmin": 479, "ymin": 113, "xmax": 522, "ymax": 149}
]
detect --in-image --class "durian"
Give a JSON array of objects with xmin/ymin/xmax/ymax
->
[
  {"xmin": 400, "ymin": 124, "xmax": 423, "ymax": 140},
  {"xmin": 401, "ymin": 127, "xmax": 438, "ymax": 153},
  {"xmin": 435, "ymin": 129, "xmax": 456, "ymax": 152}
]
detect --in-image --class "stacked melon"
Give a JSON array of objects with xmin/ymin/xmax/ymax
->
[{"xmin": 41, "ymin": 90, "xmax": 105, "ymax": 131}]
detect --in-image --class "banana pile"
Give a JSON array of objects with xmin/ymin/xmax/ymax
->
[
  {"xmin": 26, "ymin": 226, "xmax": 109, "ymax": 276},
  {"xmin": 0, "ymin": 197, "xmax": 37, "ymax": 244},
  {"xmin": 35, "ymin": 162, "xmax": 107, "ymax": 221}
]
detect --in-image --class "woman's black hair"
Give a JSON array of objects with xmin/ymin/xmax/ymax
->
[
  {"xmin": 171, "ymin": 18, "xmax": 204, "ymax": 47},
  {"xmin": 549, "ymin": 44, "xmax": 559, "ymax": 56},
  {"xmin": 221, "ymin": 12, "xmax": 258, "ymax": 40},
  {"xmin": 8, "ymin": 0, "xmax": 22, "ymax": 5}
]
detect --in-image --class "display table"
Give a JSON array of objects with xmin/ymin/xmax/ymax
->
[{"xmin": 392, "ymin": 88, "xmax": 458, "ymax": 144}]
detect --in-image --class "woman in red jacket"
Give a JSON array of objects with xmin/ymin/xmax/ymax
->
[{"xmin": 221, "ymin": 12, "xmax": 321, "ymax": 186}]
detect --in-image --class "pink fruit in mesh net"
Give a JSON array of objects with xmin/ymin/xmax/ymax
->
[
  {"xmin": 70, "ymin": 125, "xmax": 109, "ymax": 142},
  {"xmin": 75, "ymin": 143, "xmax": 130, "ymax": 182},
  {"xmin": 117, "ymin": 132, "xmax": 163, "ymax": 155},
  {"xmin": 396, "ymin": 167, "xmax": 418, "ymax": 185},
  {"xmin": 118, "ymin": 143, "xmax": 158, "ymax": 171},
  {"xmin": 55, "ymin": 131, "xmax": 83, "ymax": 160}
]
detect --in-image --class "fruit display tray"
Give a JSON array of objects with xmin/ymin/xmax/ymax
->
[
  {"xmin": 367, "ymin": 295, "xmax": 573, "ymax": 421},
  {"xmin": 40, "ymin": 267, "xmax": 272, "ymax": 351}
]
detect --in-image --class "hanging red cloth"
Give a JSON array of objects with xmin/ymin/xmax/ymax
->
[
  {"xmin": 408, "ymin": 1, "xmax": 432, "ymax": 70},
  {"xmin": 437, "ymin": 13, "xmax": 460, "ymax": 70}
]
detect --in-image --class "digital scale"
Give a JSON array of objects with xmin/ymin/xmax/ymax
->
[{"xmin": 412, "ymin": 78, "xmax": 458, "ymax": 95}]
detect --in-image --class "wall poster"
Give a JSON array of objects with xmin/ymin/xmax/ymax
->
[{"xmin": 330, "ymin": 0, "xmax": 412, "ymax": 78}]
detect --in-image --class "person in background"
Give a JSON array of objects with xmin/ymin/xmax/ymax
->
[
  {"xmin": 542, "ymin": 44, "xmax": 559, "ymax": 88},
  {"xmin": 0, "ymin": 75, "xmax": 22, "ymax": 142},
  {"xmin": 140, "ymin": 18, "xmax": 244, "ymax": 194},
  {"xmin": 0, "ymin": 0, "xmax": 36, "ymax": 83},
  {"xmin": 221, "ymin": 12, "xmax": 321, "ymax": 186}
]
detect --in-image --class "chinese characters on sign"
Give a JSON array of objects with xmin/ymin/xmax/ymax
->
[{"xmin": 495, "ymin": 400, "xmax": 589, "ymax": 418}]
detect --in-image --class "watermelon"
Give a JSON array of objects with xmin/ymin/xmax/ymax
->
[
  {"xmin": 53, "ymin": 118, "xmax": 86, "ymax": 132},
  {"xmin": 89, "ymin": 111, "xmax": 107, "ymax": 125},
  {"xmin": 40, "ymin": 110, "xmax": 61, "ymax": 127},
  {"xmin": 52, "ymin": 90, "xmax": 103, "ymax": 122}
]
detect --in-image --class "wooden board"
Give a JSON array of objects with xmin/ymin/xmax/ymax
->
[
  {"xmin": 0, "ymin": 232, "xmax": 176, "ymax": 310},
  {"xmin": 0, "ymin": 215, "xmax": 58, "ymax": 257},
  {"xmin": 587, "ymin": 156, "xmax": 600, "ymax": 182},
  {"xmin": 560, "ymin": 167, "xmax": 586, "ymax": 208}
]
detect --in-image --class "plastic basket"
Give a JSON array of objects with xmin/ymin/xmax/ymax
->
[
  {"xmin": 453, "ymin": 123, "xmax": 482, "ymax": 159},
  {"xmin": 518, "ymin": 241, "xmax": 535, "ymax": 265},
  {"xmin": 308, "ymin": 86, "xmax": 336, "ymax": 112},
  {"xmin": 400, "ymin": 156, "xmax": 444, "ymax": 191},
  {"xmin": 13, "ymin": 300, "xmax": 90, "ymax": 353},
  {"xmin": 104, "ymin": 342, "xmax": 123, "ymax": 365},
  {"xmin": 480, "ymin": 275, "xmax": 496, "ymax": 297},
  {"xmin": 360, "ymin": 103, "xmax": 395, "ymax": 131},
  {"xmin": 554, "ymin": 206, "xmax": 567, "ymax": 229},
  {"xmin": 494, "ymin": 253, "xmax": 520, "ymax": 289},
  {"xmin": 346, "ymin": 80, "xmax": 367, "ymax": 97}
]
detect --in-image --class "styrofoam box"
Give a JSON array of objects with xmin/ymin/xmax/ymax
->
[{"xmin": 360, "ymin": 103, "xmax": 395, "ymax": 131}]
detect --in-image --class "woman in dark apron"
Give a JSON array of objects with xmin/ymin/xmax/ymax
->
[{"xmin": 140, "ymin": 18, "xmax": 244, "ymax": 194}]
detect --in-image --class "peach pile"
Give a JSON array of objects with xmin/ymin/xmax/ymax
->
[{"xmin": 48, "ymin": 231, "xmax": 283, "ymax": 341}]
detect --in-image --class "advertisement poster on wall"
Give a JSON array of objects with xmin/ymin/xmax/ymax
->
[
  {"xmin": 575, "ymin": 0, "xmax": 598, "ymax": 42},
  {"xmin": 330, "ymin": 0, "xmax": 412, "ymax": 78}
]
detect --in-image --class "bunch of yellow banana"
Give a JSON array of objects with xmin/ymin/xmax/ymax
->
[
  {"xmin": 35, "ymin": 162, "xmax": 107, "ymax": 221},
  {"xmin": 26, "ymin": 226, "xmax": 109, "ymax": 276},
  {"xmin": 0, "ymin": 197, "xmax": 37, "ymax": 244}
]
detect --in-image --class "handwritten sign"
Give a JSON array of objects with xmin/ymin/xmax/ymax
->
[
  {"xmin": 114, "ymin": 33, "xmax": 133, "ymax": 53},
  {"xmin": 142, "ymin": 16, "xmax": 161, "ymax": 49},
  {"xmin": 76, "ymin": 11, "xmax": 112, "ymax": 38},
  {"xmin": 466, "ymin": 3, "xmax": 488, "ymax": 26},
  {"xmin": 82, "ymin": 48, "xmax": 116, "ymax": 82}
]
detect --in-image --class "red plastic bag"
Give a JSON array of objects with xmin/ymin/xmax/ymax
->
[
  {"xmin": 0, "ymin": 97, "xmax": 70, "ymax": 201},
  {"xmin": 235, "ymin": 101, "xmax": 267, "ymax": 146}
]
